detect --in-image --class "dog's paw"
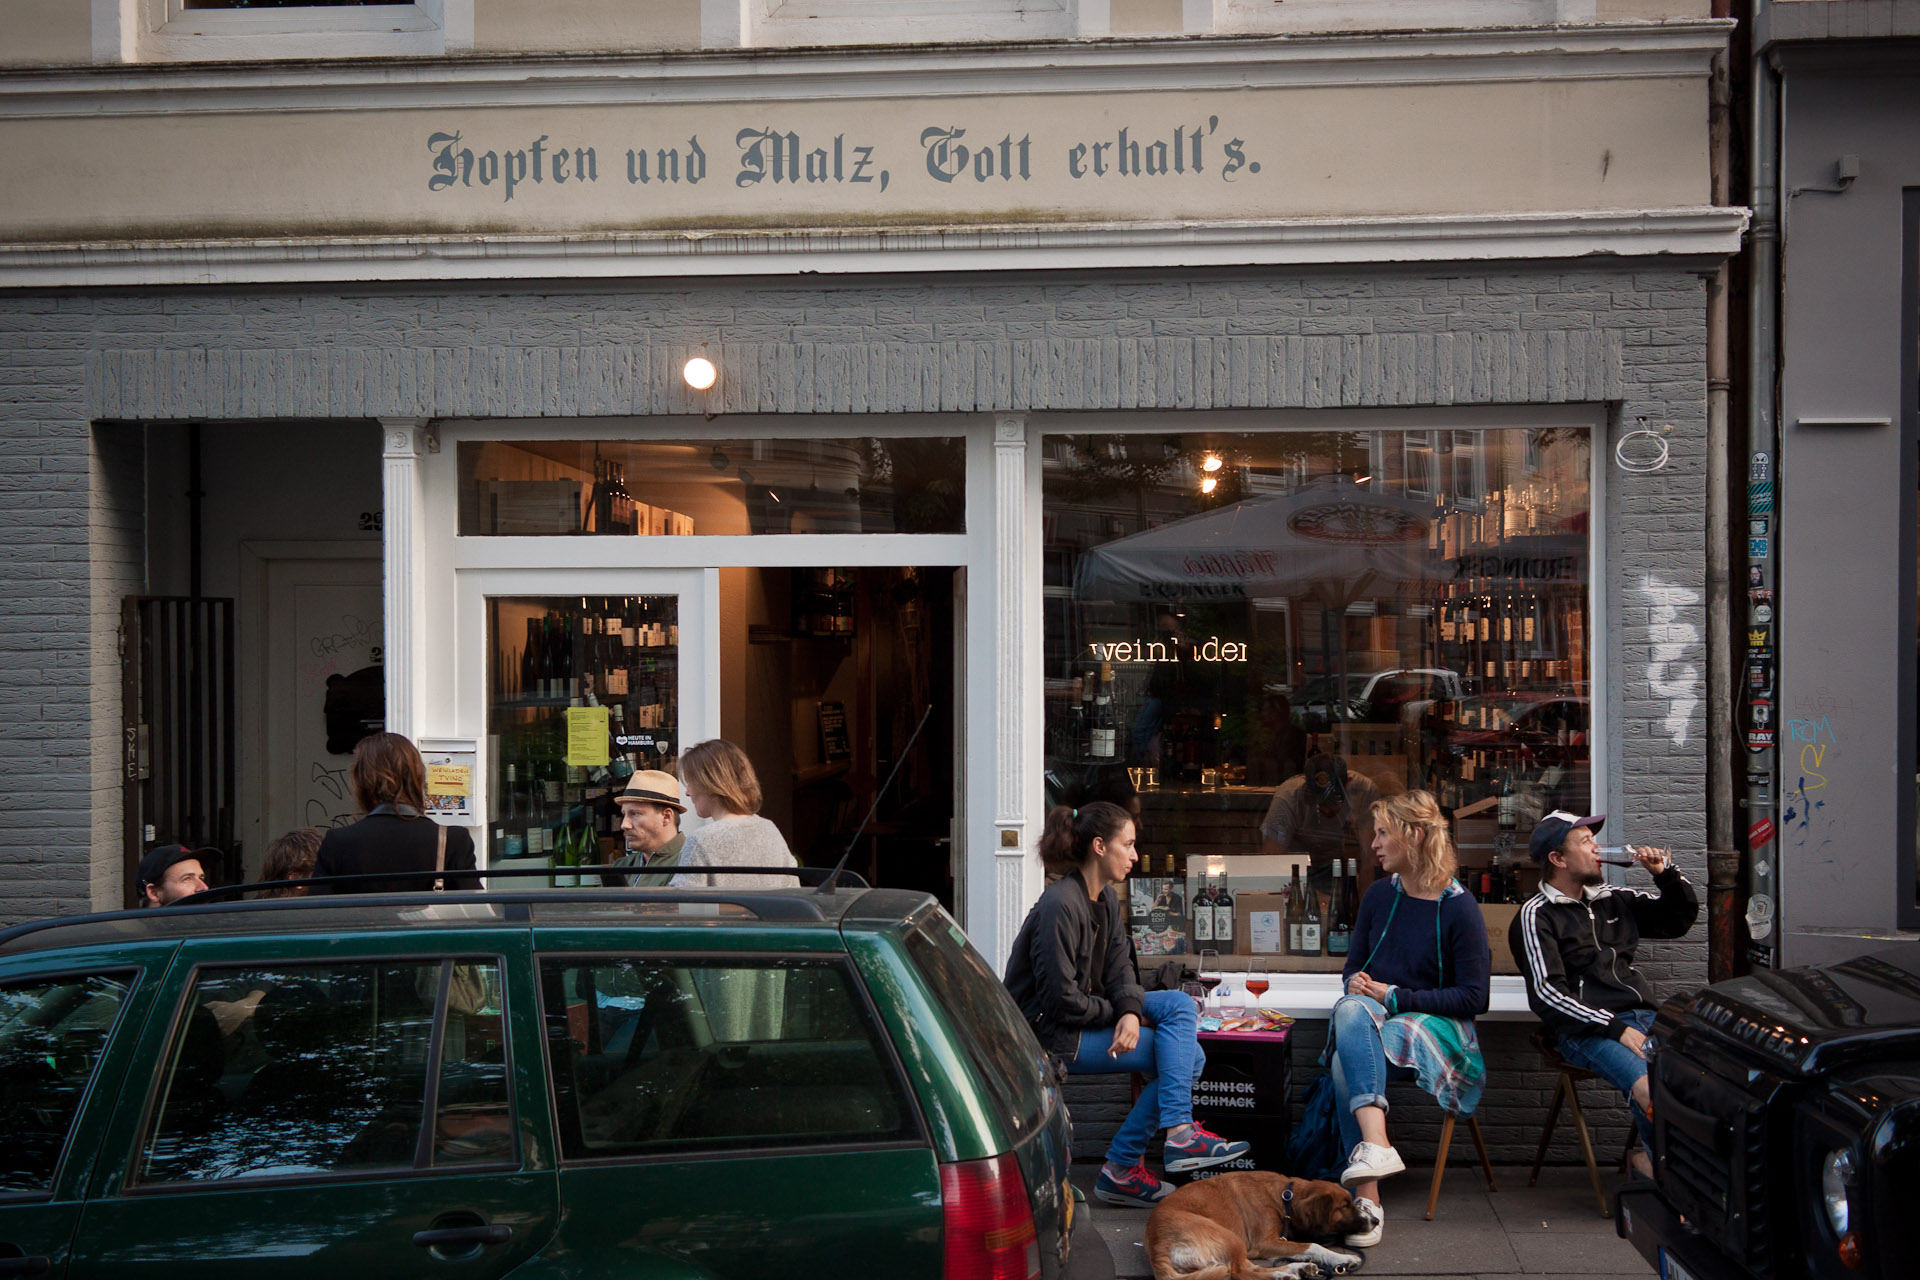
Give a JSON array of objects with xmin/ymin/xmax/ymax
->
[
  {"xmin": 1304, "ymin": 1243, "xmax": 1364, "ymax": 1275},
  {"xmin": 1270, "ymin": 1265, "xmax": 1320, "ymax": 1280}
]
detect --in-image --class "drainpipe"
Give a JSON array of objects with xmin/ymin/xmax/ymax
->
[
  {"xmin": 1705, "ymin": 5, "xmax": 1739, "ymax": 982},
  {"xmin": 1739, "ymin": 27, "xmax": 1784, "ymax": 970}
]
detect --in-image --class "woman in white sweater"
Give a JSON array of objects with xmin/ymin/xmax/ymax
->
[{"xmin": 668, "ymin": 738, "xmax": 798, "ymax": 889}]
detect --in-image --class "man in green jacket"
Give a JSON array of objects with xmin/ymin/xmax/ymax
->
[{"xmin": 605, "ymin": 770, "xmax": 687, "ymax": 886}]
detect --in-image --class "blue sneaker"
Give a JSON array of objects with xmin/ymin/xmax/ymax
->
[
  {"xmin": 1093, "ymin": 1161, "xmax": 1175, "ymax": 1207},
  {"xmin": 1163, "ymin": 1122, "xmax": 1251, "ymax": 1173}
]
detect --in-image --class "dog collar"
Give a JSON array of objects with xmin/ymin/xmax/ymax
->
[{"xmin": 1279, "ymin": 1185, "xmax": 1293, "ymax": 1240}]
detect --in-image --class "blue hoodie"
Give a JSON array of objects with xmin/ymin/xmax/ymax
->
[{"xmin": 1341, "ymin": 875, "xmax": 1491, "ymax": 1019}]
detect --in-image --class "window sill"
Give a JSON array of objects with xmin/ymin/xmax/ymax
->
[{"xmin": 1209, "ymin": 971, "xmax": 1534, "ymax": 1019}]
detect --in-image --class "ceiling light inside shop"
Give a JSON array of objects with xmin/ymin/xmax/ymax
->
[
  {"xmin": 1200, "ymin": 476, "xmax": 1219, "ymax": 494},
  {"xmin": 1201, "ymin": 454, "xmax": 1224, "ymax": 472},
  {"xmin": 683, "ymin": 356, "xmax": 718, "ymax": 391}
]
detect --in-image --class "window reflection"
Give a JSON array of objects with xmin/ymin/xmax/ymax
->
[
  {"xmin": 1042, "ymin": 427, "xmax": 1591, "ymax": 970},
  {"xmin": 139, "ymin": 959, "xmax": 507, "ymax": 1184},
  {"xmin": 0, "ymin": 973, "xmax": 131, "ymax": 1193},
  {"xmin": 457, "ymin": 438, "xmax": 964, "ymax": 536}
]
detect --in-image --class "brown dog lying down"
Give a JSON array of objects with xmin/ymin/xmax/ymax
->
[{"xmin": 1145, "ymin": 1171, "xmax": 1372, "ymax": 1280}]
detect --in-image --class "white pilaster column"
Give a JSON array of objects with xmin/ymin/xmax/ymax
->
[
  {"xmin": 381, "ymin": 418, "xmax": 436, "ymax": 744},
  {"xmin": 992, "ymin": 413, "xmax": 1037, "ymax": 970}
]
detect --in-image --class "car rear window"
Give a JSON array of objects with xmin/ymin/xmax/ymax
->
[
  {"xmin": 904, "ymin": 914, "xmax": 1050, "ymax": 1141},
  {"xmin": 539, "ymin": 955, "xmax": 919, "ymax": 1160},
  {"xmin": 135, "ymin": 958, "xmax": 512, "ymax": 1185},
  {"xmin": 0, "ymin": 971, "xmax": 135, "ymax": 1195}
]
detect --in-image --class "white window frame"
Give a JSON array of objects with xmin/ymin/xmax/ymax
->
[{"xmin": 106, "ymin": 0, "xmax": 473, "ymax": 63}]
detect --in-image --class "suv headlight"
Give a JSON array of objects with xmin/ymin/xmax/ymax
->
[{"xmin": 1820, "ymin": 1147, "xmax": 1855, "ymax": 1236}]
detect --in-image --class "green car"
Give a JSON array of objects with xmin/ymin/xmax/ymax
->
[{"xmin": 0, "ymin": 881, "xmax": 1104, "ymax": 1279}]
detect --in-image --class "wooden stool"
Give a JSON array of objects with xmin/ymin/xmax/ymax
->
[
  {"xmin": 1423, "ymin": 1109, "xmax": 1497, "ymax": 1220},
  {"xmin": 1528, "ymin": 1030, "xmax": 1634, "ymax": 1218}
]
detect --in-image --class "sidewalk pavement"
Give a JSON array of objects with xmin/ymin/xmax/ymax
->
[{"xmin": 1073, "ymin": 1164, "xmax": 1655, "ymax": 1279}]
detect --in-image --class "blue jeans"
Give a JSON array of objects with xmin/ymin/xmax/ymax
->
[
  {"xmin": 1328, "ymin": 995, "xmax": 1416, "ymax": 1160},
  {"xmin": 1064, "ymin": 988, "xmax": 1205, "ymax": 1166},
  {"xmin": 1554, "ymin": 1008, "xmax": 1657, "ymax": 1149}
]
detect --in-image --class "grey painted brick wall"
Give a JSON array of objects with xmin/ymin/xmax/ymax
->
[{"xmin": 0, "ymin": 263, "xmax": 1709, "ymax": 1160}]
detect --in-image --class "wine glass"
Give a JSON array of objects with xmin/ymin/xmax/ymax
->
[{"xmin": 1245, "ymin": 977, "xmax": 1271, "ymax": 1004}]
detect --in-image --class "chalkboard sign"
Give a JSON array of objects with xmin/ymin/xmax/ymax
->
[{"xmin": 819, "ymin": 702, "xmax": 851, "ymax": 762}]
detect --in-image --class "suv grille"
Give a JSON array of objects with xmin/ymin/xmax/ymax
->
[{"xmin": 1655, "ymin": 1047, "xmax": 1782, "ymax": 1279}]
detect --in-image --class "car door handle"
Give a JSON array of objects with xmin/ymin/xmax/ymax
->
[
  {"xmin": 0, "ymin": 1257, "xmax": 51, "ymax": 1278},
  {"xmin": 412, "ymin": 1225, "xmax": 512, "ymax": 1249}
]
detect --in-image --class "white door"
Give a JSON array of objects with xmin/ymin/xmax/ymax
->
[
  {"xmin": 252, "ymin": 554, "xmax": 384, "ymax": 878},
  {"xmin": 456, "ymin": 568, "xmax": 718, "ymax": 865}
]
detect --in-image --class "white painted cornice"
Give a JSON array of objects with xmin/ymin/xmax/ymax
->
[
  {"xmin": 0, "ymin": 21, "xmax": 1735, "ymax": 119},
  {"xmin": 0, "ymin": 207, "xmax": 1750, "ymax": 289}
]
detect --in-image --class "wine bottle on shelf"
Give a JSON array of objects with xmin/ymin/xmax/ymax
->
[
  {"xmin": 522, "ymin": 618, "xmax": 543, "ymax": 702},
  {"xmin": 1300, "ymin": 872, "xmax": 1324, "ymax": 957},
  {"xmin": 1286, "ymin": 867, "xmax": 1306, "ymax": 955},
  {"xmin": 1327, "ymin": 860, "xmax": 1352, "ymax": 957},
  {"xmin": 1191, "ymin": 876, "xmax": 1214, "ymax": 945},
  {"xmin": 537, "ymin": 613, "xmax": 558, "ymax": 700},
  {"xmin": 1212, "ymin": 873, "xmax": 1234, "ymax": 948},
  {"xmin": 1090, "ymin": 664, "xmax": 1117, "ymax": 760}
]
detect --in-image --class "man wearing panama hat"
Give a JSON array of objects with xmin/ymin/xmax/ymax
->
[{"xmin": 604, "ymin": 770, "xmax": 688, "ymax": 887}]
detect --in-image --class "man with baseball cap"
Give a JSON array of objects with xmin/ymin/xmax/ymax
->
[
  {"xmin": 135, "ymin": 844, "xmax": 213, "ymax": 907},
  {"xmin": 603, "ymin": 770, "xmax": 687, "ymax": 887},
  {"xmin": 1258, "ymin": 751, "xmax": 1381, "ymax": 898},
  {"xmin": 1509, "ymin": 810, "xmax": 1696, "ymax": 1176}
]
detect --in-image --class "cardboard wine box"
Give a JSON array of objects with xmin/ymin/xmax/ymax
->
[{"xmin": 1232, "ymin": 891, "xmax": 1291, "ymax": 955}]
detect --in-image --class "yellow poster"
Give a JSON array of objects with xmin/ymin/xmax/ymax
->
[
  {"xmin": 426, "ymin": 763, "xmax": 470, "ymax": 797},
  {"xmin": 566, "ymin": 706, "xmax": 611, "ymax": 768}
]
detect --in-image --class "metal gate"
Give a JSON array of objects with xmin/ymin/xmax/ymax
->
[{"xmin": 122, "ymin": 596, "xmax": 238, "ymax": 905}]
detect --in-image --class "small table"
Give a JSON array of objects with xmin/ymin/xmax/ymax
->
[{"xmin": 1186, "ymin": 1023, "xmax": 1293, "ymax": 1177}]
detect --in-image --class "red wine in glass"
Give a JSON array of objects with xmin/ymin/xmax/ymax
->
[
  {"xmin": 1245, "ymin": 978, "xmax": 1271, "ymax": 999},
  {"xmin": 1196, "ymin": 974, "xmax": 1224, "ymax": 996}
]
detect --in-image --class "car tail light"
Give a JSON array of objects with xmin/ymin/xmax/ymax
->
[{"xmin": 941, "ymin": 1153, "xmax": 1041, "ymax": 1280}]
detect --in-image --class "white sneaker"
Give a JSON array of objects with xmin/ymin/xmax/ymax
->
[
  {"xmin": 1344, "ymin": 1197, "xmax": 1384, "ymax": 1248},
  {"xmin": 1340, "ymin": 1140, "xmax": 1406, "ymax": 1186}
]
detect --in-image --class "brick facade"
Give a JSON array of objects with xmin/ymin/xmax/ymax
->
[{"xmin": 0, "ymin": 264, "xmax": 1708, "ymax": 1160}]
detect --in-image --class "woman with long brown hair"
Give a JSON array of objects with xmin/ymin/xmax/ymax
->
[
  {"xmin": 310, "ymin": 732, "xmax": 475, "ymax": 893},
  {"xmin": 1003, "ymin": 802, "xmax": 1248, "ymax": 1209}
]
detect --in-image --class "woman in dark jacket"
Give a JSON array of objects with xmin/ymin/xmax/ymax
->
[
  {"xmin": 311, "ymin": 733, "xmax": 475, "ymax": 893},
  {"xmin": 1003, "ymin": 802, "xmax": 1247, "ymax": 1208}
]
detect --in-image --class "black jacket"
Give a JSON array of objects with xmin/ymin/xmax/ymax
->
[
  {"xmin": 312, "ymin": 810, "xmax": 475, "ymax": 894},
  {"xmin": 1510, "ymin": 867, "xmax": 1699, "ymax": 1043},
  {"xmin": 1003, "ymin": 870, "xmax": 1145, "ymax": 1056}
]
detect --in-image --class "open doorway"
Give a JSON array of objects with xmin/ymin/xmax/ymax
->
[{"xmin": 724, "ymin": 566, "xmax": 960, "ymax": 912}]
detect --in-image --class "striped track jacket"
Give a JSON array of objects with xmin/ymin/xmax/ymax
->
[{"xmin": 1509, "ymin": 868, "xmax": 1699, "ymax": 1043}]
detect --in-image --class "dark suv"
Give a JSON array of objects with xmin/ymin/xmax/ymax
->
[
  {"xmin": 0, "ymin": 880, "xmax": 1099, "ymax": 1279},
  {"xmin": 1615, "ymin": 943, "xmax": 1920, "ymax": 1280}
]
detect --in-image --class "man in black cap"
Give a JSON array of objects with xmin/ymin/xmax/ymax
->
[
  {"xmin": 1258, "ymin": 751, "xmax": 1380, "ymax": 898},
  {"xmin": 1510, "ymin": 810, "xmax": 1696, "ymax": 1176},
  {"xmin": 136, "ymin": 844, "xmax": 211, "ymax": 907}
]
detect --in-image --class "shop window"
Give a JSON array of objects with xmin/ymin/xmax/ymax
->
[
  {"xmin": 485, "ymin": 594, "xmax": 680, "ymax": 879},
  {"xmin": 457, "ymin": 438, "xmax": 964, "ymax": 537},
  {"xmin": 1041, "ymin": 426, "xmax": 1591, "ymax": 974}
]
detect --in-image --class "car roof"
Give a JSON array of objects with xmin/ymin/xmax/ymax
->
[{"xmin": 0, "ymin": 886, "xmax": 943, "ymax": 960}]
